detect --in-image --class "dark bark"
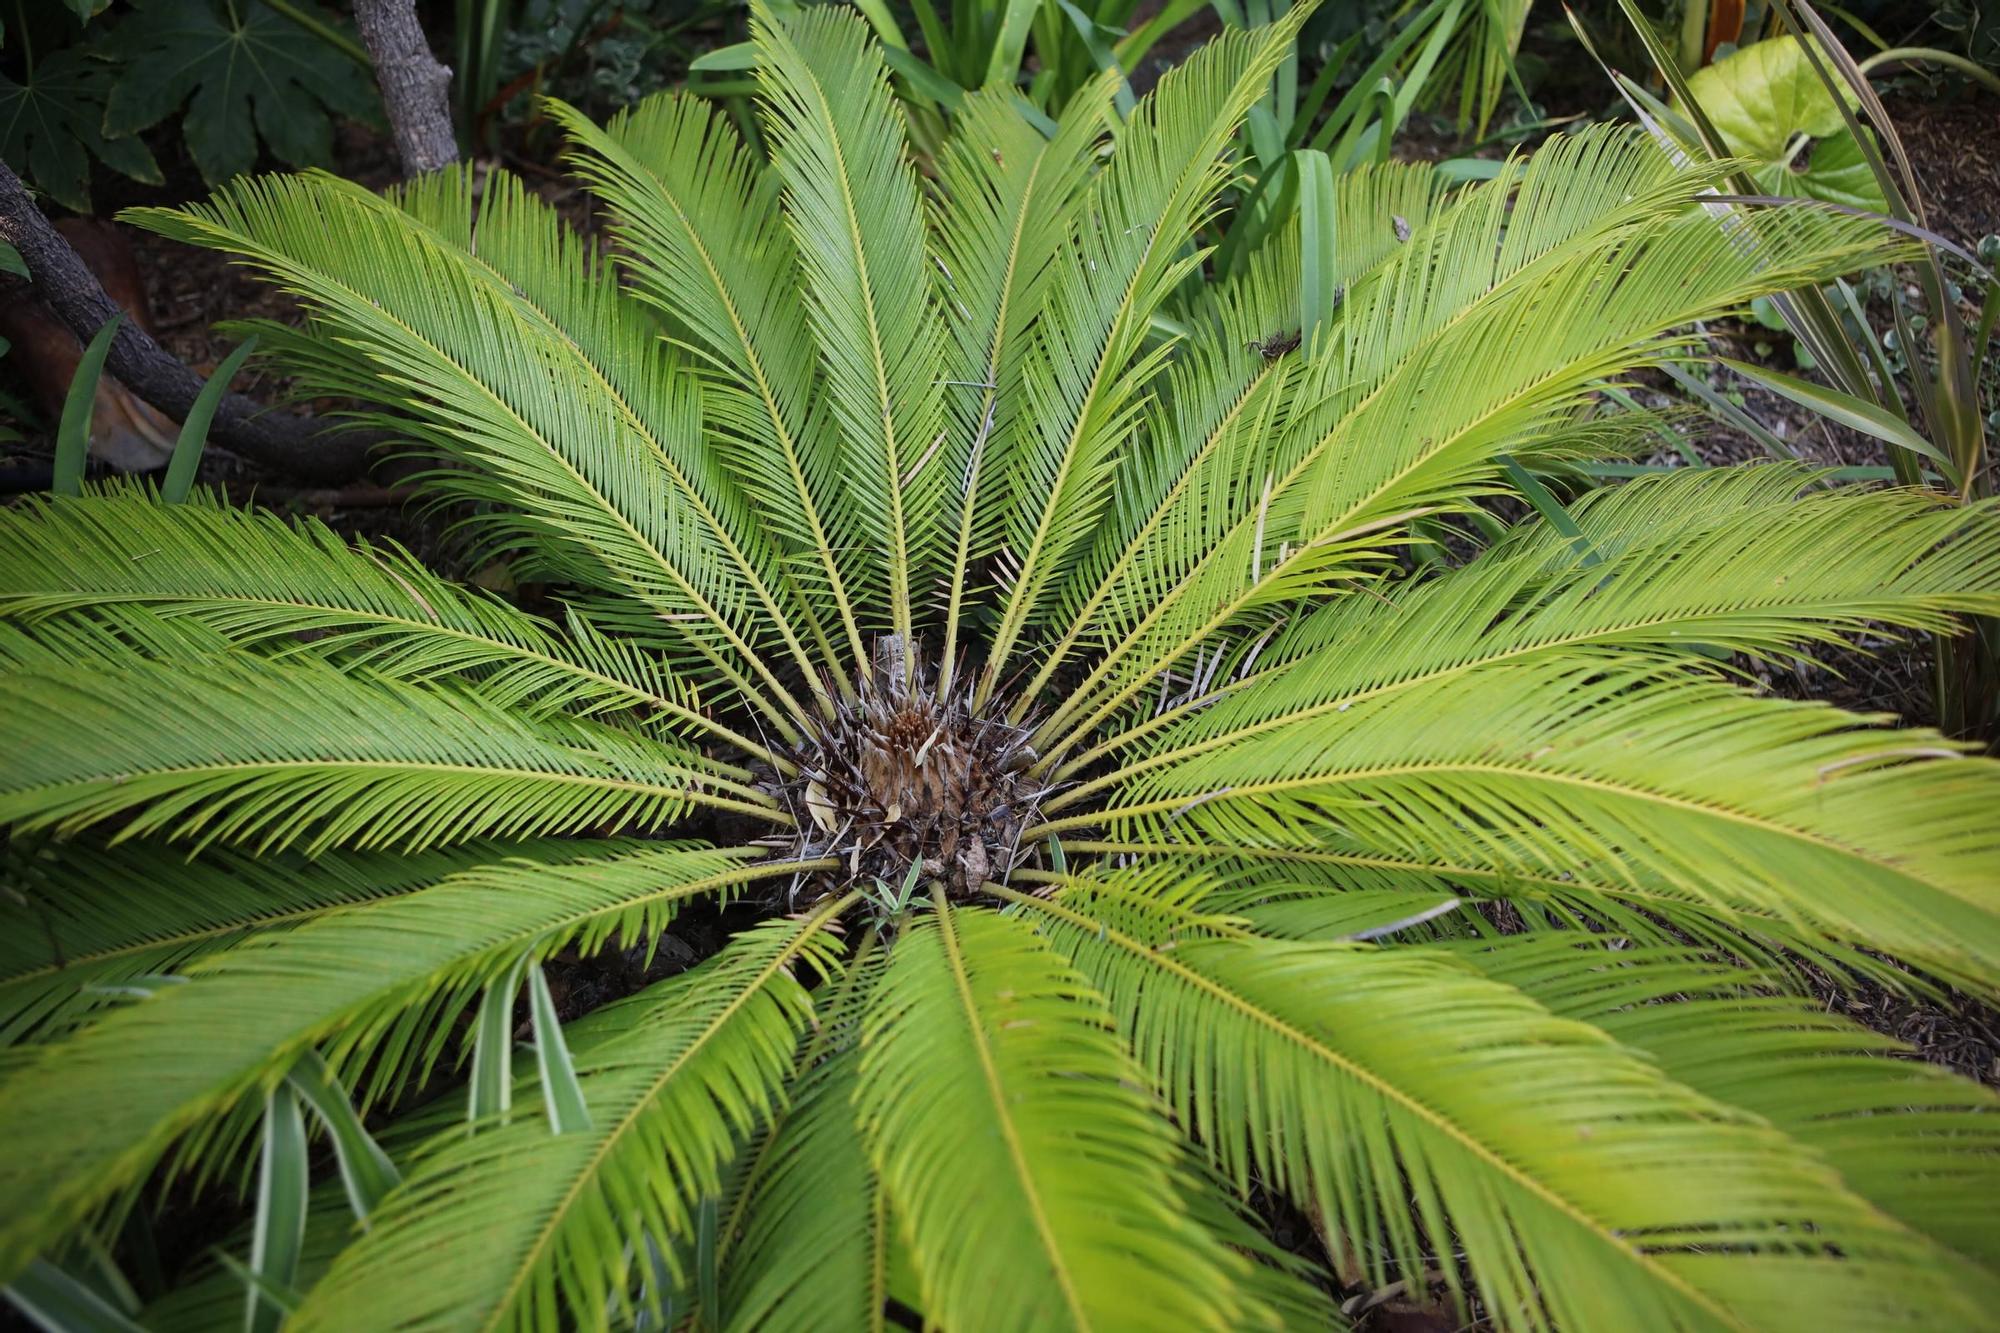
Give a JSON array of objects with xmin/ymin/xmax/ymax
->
[
  {"xmin": 353, "ymin": 0, "xmax": 459, "ymax": 177},
  {"xmin": 0, "ymin": 161, "xmax": 371, "ymax": 484}
]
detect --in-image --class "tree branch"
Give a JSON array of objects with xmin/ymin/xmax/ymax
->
[
  {"xmin": 353, "ymin": 0, "xmax": 459, "ymax": 177},
  {"xmin": 0, "ymin": 161, "xmax": 371, "ymax": 485}
]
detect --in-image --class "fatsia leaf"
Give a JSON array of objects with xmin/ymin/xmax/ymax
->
[
  {"xmin": 0, "ymin": 49, "xmax": 163, "ymax": 214},
  {"xmin": 0, "ymin": 842, "xmax": 786, "ymax": 1280},
  {"xmin": 282, "ymin": 899, "xmax": 852, "ymax": 1333},
  {"xmin": 99, "ymin": 0, "xmax": 376, "ymax": 187},
  {"xmin": 856, "ymin": 899, "xmax": 1276, "ymax": 1331},
  {"xmin": 1014, "ymin": 885, "xmax": 1981, "ymax": 1332}
]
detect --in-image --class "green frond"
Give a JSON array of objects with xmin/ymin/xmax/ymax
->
[
  {"xmin": 978, "ymin": 11, "xmax": 1311, "ymax": 696},
  {"xmin": 0, "ymin": 840, "xmax": 542, "ymax": 1047},
  {"xmin": 0, "ymin": 488, "xmax": 756, "ymax": 750},
  {"xmin": 1056, "ymin": 655, "xmax": 2000, "ymax": 986},
  {"xmin": 1034, "ymin": 125, "xmax": 1915, "ymax": 752},
  {"xmin": 121, "ymin": 170, "xmax": 815, "ymax": 734},
  {"xmin": 1058, "ymin": 465, "xmax": 2000, "ymax": 783},
  {"xmin": 1009, "ymin": 884, "xmax": 1982, "ymax": 1333},
  {"xmin": 931, "ymin": 82, "xmax": 1114, "ymax": 679},
  {"xmin": 721, "ymin": 939, "xmax": 888, "ymax": 1332},
  {"xmin": 1457, "ymin": 936, "xmax": 2000, "ymax": 1277},
  {"xmin": 0, "ymin": 842, "xmax": 787, "ymax": 1281},
  {"xmin": 753, "ymin": 3, "xmax": 953, "ymax": 644},
  {"xmin": 551, "ymin": 91, "xmax": 865, "ymax": 674},
  {"xmin": 857, "ymin": 897, "xmax": 1279, "ymax": 1331},
  {"xmin": 283, "ymin": 898, "xmax": 852, "ymax": 1333},
  {"xmin": 0, "ymin": 653, "xmax": 780, "ymax": 855}
]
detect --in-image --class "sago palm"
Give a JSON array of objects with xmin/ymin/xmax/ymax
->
[{"xmin": 4, "ymin": 7, "xmax": 2000, "ymax": 1330}]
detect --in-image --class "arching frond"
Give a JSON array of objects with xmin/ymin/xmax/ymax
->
[
  {"xmin": 1457, "ymin": 936, "xmax": 2000, "ymax": 1278},
  {"xmin": 1054, "ymin": 465, "xmax": 2000, "ymax": 783},
  {"xmin": 0, "ymin": 654, "xmax": 780, "ymax": 855},
  {"xmin": 720, "ymin": 938, "xmax": 888, "ymax": 1333},
  {"xmin": 1054, "ymin": 656, "xmax": 2000, "ymax": 986},
  {"xmin": 1005, "ymin": 883, "xmax": 1983, "ymax": 1333},
  {"xmin": 550, "ymin": 91, "xmax": 864, "ymax": 674},
  {"xmin": 977, "ymin": 12, "xmax": 1311, "ymax": 697},
  {"xmin": 857, "ymin": 897, "xmax": 1276, "ymax": 1331},
  {"xmin": 931, "ymin": 82, "xmax": 1114, "ymax": 681},
  {"xmin": 0, "ymin": 840, "xmax": 545, "ymax": 1047},
  {"xmin": 0, "ymin": 488, "xmax": 763, "ymax": 752},
  {"xmin": 753, "ymin": 3, "xmax": 952, "ymax": 645},
  {"xmin": 122, "ymin": 170, "xmax": 815, "ymax": 734},
  {"xmin": 0, "ymin": 843, "xmax": 792, "ymax": 1278},
  {"xmin": 282, "ymin": 898, "xmax": 852, "ymax": 1333},
  {"xmin": 1033, "ymin": 127, "xmax": 1914, "ymax": 755}
]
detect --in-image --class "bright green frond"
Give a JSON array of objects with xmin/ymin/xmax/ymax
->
[
  {"xmin": 1035, "ymin": 126, "xmax": 1913, "ymax": 753},
  {"xmin": 0, "ymin": 840, "xmax": 533, "ymax": 1047},
  {"xmin": 978, "ymin": 11, "xmax": 1311, "ymax": 696},
  {"xmin": 121, "ymin": 171, "xmax": 814, "ymax": 733},
  {"xmin": 0, "ymin": 653, "xmax": 779, "ymax": 854},
  {"xmin": 1059, "ymin": 656, "xmax": 2000, "ymax": 987},
  {"xmin": 1458, "ymin": 937, "xmax": 2000, "ymax": 1277},
  {"xmin": 932, "ymin": 81, "xmax": 1114, "ymax": 680},
  {"xmin": 754, "ymin": 3, "xmax": 952, "ymax": 644},
  {"xmin": 1060, "ymin": 465, "xmax": 2000, "ymax": 783},
  {"xmin": 721, "ymin": 939, "xmax": 888, "ymax": 1333},
  {"xmin": 856, "ymin": 897, "xmax": 1275, "ymax": 1332},
  {"xmin": 551, "ymin": 90, "xmax": 864, "ymax": 673},
  {"xmin": 0, "ymin": 842, "xmax": 783, "ymax": 1281},
  {"xmin": 283, "ymin": 898, "xmax": 851, "ymax": 1333},
  {"xmin": 0, "ymin": 488, "xmax": 747, "ymax": 748},
  {"xmin": 1011, "ymin": 885, "xmax": 1980, "ymax": 1333}
]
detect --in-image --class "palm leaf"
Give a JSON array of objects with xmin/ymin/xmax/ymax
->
[
  {"xmin": 856, "ymin": 897, "xmax": 1277, "ymax": 1331},
  {"xmin": 551, "ymin": 92, "xmax": 866, "ymax": 675},
  {"xmin": 1051, "ymin": 655, "xmax": 2000, "ymax": 986},
  {"xmin": 1006, "ymin": 882, "xmax": 1981, "ymax": 1332},
  {"xmin": 0, "ymin": 843, "xmax": 798, "ymax": 1280},
  {"xmin": 122, "ymin": 172, "xmax": 815, "ymax": 736},
  {"xmin": 753, "ymin": 3, "xmax": 952, "ymax": 645},
  {"xmin": 0, "ymin": 654, "xmax": 781, "ymax": 854},
  {"xmin": 282, "ymin": 898, "xmax": 852, "ymax": 1333}
]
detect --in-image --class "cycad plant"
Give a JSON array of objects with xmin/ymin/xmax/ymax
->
[{"xmin": 5, "ymin": 7, "xmax": 2000, "ymax": 1330}]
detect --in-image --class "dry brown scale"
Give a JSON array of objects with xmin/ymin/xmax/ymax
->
[{"xmin": 766, "ymin": 637, "xmax": 1052, "ymax": 904}]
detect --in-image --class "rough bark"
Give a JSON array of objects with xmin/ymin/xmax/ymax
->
[
  {"xmin": 0, "ymin": 161, "xmax": 371, "ymax": 484},
  {"xmin": 353, "ymin": 0, "xmax": 459, "ymax": 177}
]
